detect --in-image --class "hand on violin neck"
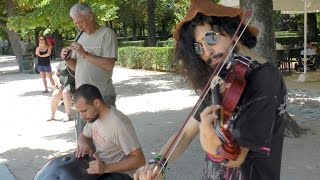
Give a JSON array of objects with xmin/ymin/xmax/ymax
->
[
  {"xmin": 200, "ymin": 105, "xmax": 220, "ymax": 125},
  {"xmin": 220, "ymin": 82, "xmax": 231, "ymax": 94}
]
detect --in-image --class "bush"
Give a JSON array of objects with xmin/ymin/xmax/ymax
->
[
  {"xmin": 275, "ymin": 31, "xmax": 320, "ymax": 46},
  {"xmin": 118, "ymin": 47, "xmax": 176, "ymax": 71},
  {"xmin": 157, "ymin": 38, "xmax": 175, "ymax": 47},
  {"xmin": 118, "ymin": 40, "xmax": 145, "ymax": 47}
]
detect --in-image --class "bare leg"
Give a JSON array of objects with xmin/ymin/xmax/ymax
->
[
  {"xmin": 51, "ymin": 89, "xmax": 62, "ymax": 120},
  {"xmin": 47, "ymin": 72, "xmax": 56, "ymax": 88},
  {"xmin": 62, "ymin": 89, "xmax": 72, "ymax": 121},
  {"xmin": 40, "ymin": 71, "xmax": 48, "ymax": 92}
]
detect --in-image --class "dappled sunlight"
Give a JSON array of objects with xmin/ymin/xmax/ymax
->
[
  {"xmin": 0, "ymin": 55, "xmax": 16, "ymax": 62},
  {"xmin": 0, "ymin": 147, "xmax": 75, "ymax": 180},
  {"xmin": 117, "ymin": 89, "xmax": 198, "ymax": 115},
  {"xmin": 288, "ymin": 89, "xmax": 320, "ymax": 107}
]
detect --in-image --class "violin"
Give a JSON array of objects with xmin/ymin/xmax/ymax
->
[
  {"xmin": 209, "ymin": 53, "xmax": 252, "ymax": 161},
  {"xmin": 154, "ymin": 10, "xmax": 254, "ymax": 179}
]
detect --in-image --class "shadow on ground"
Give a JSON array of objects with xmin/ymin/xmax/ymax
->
[
  {"xmin": 1, "ymin": 131, "xmax": 76, "ymax": 180},
  {"xmin": 114, "ymin": 73, "xmax": 189, "ymax": 98},
  {"xmin": 0, "ymin": 73, "xmax": 39, "ymax": 84},
  {"xmin": 42, "ymin": 128, "xmax": 76, "ymax": 144},
  {"xmin": 128, "ymin": 107, "xmax": 203, "ymax": 179},
  {"xmin": 0, "ymin": 147, "xmax": 58, "ymax": 180},
  {"xmin": 19, "ymin": 90, "xmax": 52, "ymax": 97}
]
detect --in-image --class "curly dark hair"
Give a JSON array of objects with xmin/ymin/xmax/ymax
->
[{"xmin": 175, "ymin": 13, "xmax": 257, "ymax": 90}]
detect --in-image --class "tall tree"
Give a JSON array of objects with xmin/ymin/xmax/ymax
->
[
  {"xmin": 0, "ymin": 0, "xmax": 25, "ymax": 72},
  {"xmin": 4, "ymin": 0, "xmax": 118, "ymax": 71},
  {"xmin": 147, "ymin": 0, "xmax": 156, "ymax": 46},
  {"xmin": 307, "ymin": 13, "xmax": 318, "ymax": 42},
  {"xmin": 241, "ymin": 0, "xmax": 276, "ymax": 62},
  {"xmin": 116, "ymin": 0, "xmax": 146, "ymax": 40},
  {"xmin": 240, "ymin": 0, "xmax": 307, "ymax": 137}
]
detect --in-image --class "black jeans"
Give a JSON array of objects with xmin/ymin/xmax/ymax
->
[{"xmin": 98, "ymin": 173, "xmax": 133, "ymax": 180}]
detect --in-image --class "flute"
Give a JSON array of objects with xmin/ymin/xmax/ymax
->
[{"xmin": 64, "ymin": 31, "xmax": 84, "ymax": 60}]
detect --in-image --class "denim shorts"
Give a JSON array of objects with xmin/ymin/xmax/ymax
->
[{"xmin": 37, "ymin": 65, "xmax": 52, "ymax": 72}]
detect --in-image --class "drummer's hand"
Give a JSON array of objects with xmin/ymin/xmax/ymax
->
[
  {"xmin": 87, "ymin": 153, "xmax": 105, "ymax": 174},
  {"xmin": 133, "ymin": 164, "xmax": 163, "ymax": 180},
  {"xmin": 76, "ymin": 142, "xmax": 93, "ymax": 158}
]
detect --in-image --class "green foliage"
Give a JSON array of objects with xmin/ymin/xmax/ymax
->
[
  {"xmin": 273, "ymin": 11, "xmax": 281, "ymax": 31},
  {"xmin": 7, "ymin": 0, "xmax": 77, "ymax": 35},
  {"xmin": 116, "ymin": 0, "xmax": 146, "ymax": 28},
  {"xmin": 275, "ymin": 31, "xmax": 320, "ymax": 46},
  {"xmin": 118, "ymin": 47, "xmax": 176, "ymax": 71},
  {"xmin": 157, "ymin": 38, "xmax": 175, "ymax": 47},
  {"xmin": 173, "ymin": 0, "xmax": 190, "ymax": 24},
  {"xmin": 317, "ymin": 13, "xmax": 320, "ymax": 30},
  {"xmin": 275, "ymin": 31, "xmax": 301, "ymax": 46},
  {"xmin": 90, "ymin": 2, "xmax": 118, "ymax": 23},
  {"xmin": 118, "ymin": 40, "xmax": 145, "ymax": 47},
  {"xmin": 6, "ymin": 0, "xmax": 118, "ymax": 36},
  {"xmin": 0, "ymin": 28, "xmax": 8, "ymax": 40},
  {"xmin": 155, "ymin": 0, "xmax": 176, "ymax": 38},
  {"xmin": 275, "ymin": 36, "xmax": 303, "ymax": 46}
]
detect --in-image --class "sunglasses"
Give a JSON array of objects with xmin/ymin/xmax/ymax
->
[{"xmin": 194, "ymin": 31, "xmax": 220, "ymax": 56}]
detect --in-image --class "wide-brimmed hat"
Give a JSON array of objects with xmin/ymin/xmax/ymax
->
[{"xmin": 173, "ymin": 0, "xmax": 259, "ymax": 40}]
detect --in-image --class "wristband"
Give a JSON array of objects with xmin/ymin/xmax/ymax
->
[
  {"xmin": 83, "ymin": 51, "xmax": 89, "ymax": 59},
  {"xmin": 148, "ymin": 154, "xmax": 168, "ymax": 173}
]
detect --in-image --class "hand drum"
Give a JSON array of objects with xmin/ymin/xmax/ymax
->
[{"xmin": 33, "ymin": 153, "xmax": 99, "ymax": 180}]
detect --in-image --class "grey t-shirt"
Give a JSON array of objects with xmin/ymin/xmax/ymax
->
[
  {"xmin": 83, "ymin": 106, "xmax": 141, "ymax": 177},
  {"xmin": 72, "ymin": 27, "xmax": 117, "ymax": 98}
]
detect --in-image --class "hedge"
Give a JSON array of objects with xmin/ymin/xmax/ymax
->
[
  {"xmin": 118, "ymin": 40, "xmax": 145, "ymax": 47},
  {"xmin": 118, "ymin": 47, "xmax": 176, "ymax": 71}
]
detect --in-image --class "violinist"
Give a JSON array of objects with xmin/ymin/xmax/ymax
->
[{"xmin": 134, "ymin": 0, "xmax": 287, "ymax": 180}]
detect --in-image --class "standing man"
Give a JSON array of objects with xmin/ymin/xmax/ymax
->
[
  {"xmin": 74, "ymin": 84, "xmax": 145, "ymax": 180},
  {"xmin": 60, "ymin": 3, "xmax": 118, "ymax": 139},
  {"xmin": 134, "ymin": 0, "xmax": 287, "ymax": 180}
]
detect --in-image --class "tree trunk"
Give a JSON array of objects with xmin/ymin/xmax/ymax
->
[
  {"xmin": 241, "ymin": 0, "xmax": 306, "ymax": 138},
  {"xmin": 123, "ymin": 23, "xmax": 128, "ymax": 41},
  {"xmin": 54, "ymin": 31, "xmax": 59, "ymax": 58},
  {"xmin": 132, "ymin": 22, "xmax": 137, "ymax": 41},
  {"xmin": 147, "ymin": 0, "xmax": 156, "ymax": 46},
  {"xmin": 1, "ymin": 0, "xmax": 24, "ymax": 72},
  {"xmin": 241, "ymin": 0, "xmax": 276, "ymax": 63},
  {"xmin": 307, "ymin": 13, "xmax": 318, "ymax": 42}
]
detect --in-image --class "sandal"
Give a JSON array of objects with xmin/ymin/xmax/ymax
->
[
  {"xmin": 42, "ymin": 89, "xmax": 48, "ymax": 93},
  {"xmin": 62, "ymin": 116, "xmax": 72, "ymax": 122},
  {"xmin": 47, "ymin": 116, "xmax": 63, "ymax": 121}
]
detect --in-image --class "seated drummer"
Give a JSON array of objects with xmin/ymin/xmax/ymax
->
[{"xmin": 73, "ymin": 84, "xmax": 145, "ymax": 180}]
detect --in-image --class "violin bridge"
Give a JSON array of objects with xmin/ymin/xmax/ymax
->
[{"xmin": 210, "ymin": 76, "xmax": 223, "ymax": 89}]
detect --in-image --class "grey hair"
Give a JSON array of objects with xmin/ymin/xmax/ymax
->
[{"xmin": 70, "ymin": 3, "xmax": 92, "ymax": 18}]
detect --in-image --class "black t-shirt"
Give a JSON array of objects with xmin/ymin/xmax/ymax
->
[{"xmin": 195, "ymin": 62, "xmax": 287, "ymax": 180}]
